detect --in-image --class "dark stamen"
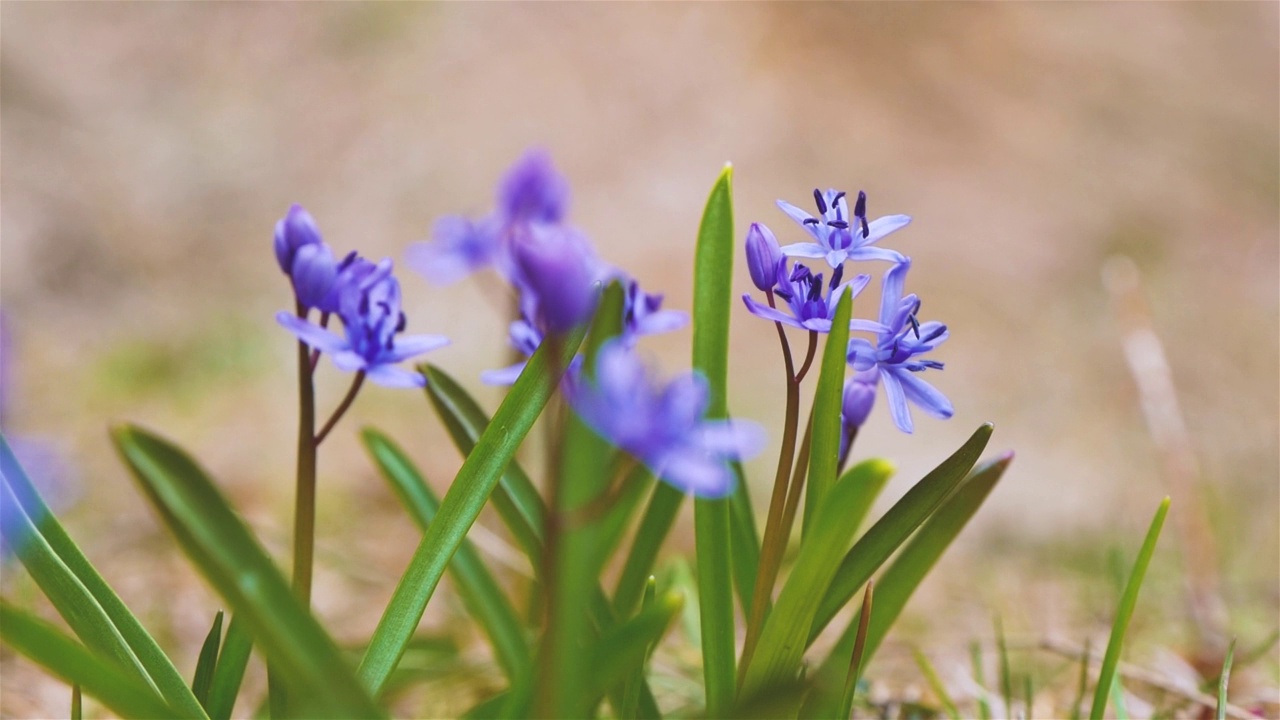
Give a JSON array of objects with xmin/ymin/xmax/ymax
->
[
  {"xmin": 860, "ymin": 216, "xmax": 870, "ymax": 239},
  {"xmin": 813, "ymin": 189, "xmax": 827, "ymax": 214},
  {"xmin": 803, "ymin": 218, "xmax": 820, "ymax": 226},
  {"xmin": 833, "ymin": 191, "xmax": 846, "ymax": 205},
  {"xmin": 358, "ymin": 293, "xmax": 371, "ymax": 316},
  {"xmin": 827, "ymin": 220, "xmax": 849, "ymax": 229},
  {"xmin": 831, "ymin": 263, "xmax": 845, "ymax": 289},
  {"xmin": 907, "ymin": 313, "xmax": 921, "ymax": 339},
  {"xmin": 395, "ymin": 311, "xmax": 407, "ymax": 333},
  {"xmin": 775, "ymin": 289, "xmax": 793, "ymax": 302},
  {"xmin": 808, "ymin": 273, "xmax": 823, "ymax": 301},
  {"xmin": 853, "ymin": 191, "xmax": 867, "ymax": 218},
  {"xmin": 338, "ymin": 250, "xmax": 358, "ymax": 271}
]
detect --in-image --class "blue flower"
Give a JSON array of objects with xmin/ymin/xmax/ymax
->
[
  {"xmin": 277, "ymin": 263, "xmax": 448, "ymax": 388},
  {"xmin": 742, "ymin": 261, "xmax": 884, "ymax": 334},
  {"xmin": 776, "ymin": 189, "xmax": 909, "ymax": 269},
  {"xmin": 846, "ymin": 261, "xmax": 952, "ymax": 433},
  {"xmin": 565, "ymin": 340, "xmax": 765, "ymax": 498},
  {"xmin": 407, "ymin": 149, "xmax": 570, "ymax": 285}
]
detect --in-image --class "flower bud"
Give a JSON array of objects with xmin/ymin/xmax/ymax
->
[
  {"xmin": 745, "ymin": 223, "xmax": 783, "ymax": 291},
  {"xmin": 842, "ymin": 368, "xmax": 878, "ymax": 429},
  {"xmin": 291, "ymin": 243, "xmax": 337, "ymax": 310},
  {"xmin": 498, "ymin": 149, "xmax": 570, "ymax": 224},
  {"xmin": 511, "ymin": 225, "xmax": 599, "ymax": 334},
  {"xmin": 273, "ymin": 204, "xmax": 324, "ymax": 275}
]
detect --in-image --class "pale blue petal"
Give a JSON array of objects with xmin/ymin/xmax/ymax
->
[
  {"xmin": 776, "ymin": 199, "xmax": 820, "ymax": 240},
  {"xmin": 636, "ymin": 309, "xmax": 689, "ymax": 336},
  {"xmin": 276, "ymin": 313, "xmax": 349, "ymax": 355},
  {"xmin": 863, "ymin": 214, "xmax": 911, "ymax": 245},
  {"xmin": 482, "ymin": 362, "xmax": 527, "ymax": 386},
  {"xmin": 879, "ymin": 261, "xmax": 911, "ymax": 327},
  {"xmin": 779, "ymin": 242, "xmax": 828, "ymax": 259},
  {"xmin": 742, "ymin": 295, "xmax": 803, "ymax": 330},
  {"xmin": 849, "ymin": 318, "xmax": 890, "ymax": 334},
  {"xmin": 880, "ymin": 368, "xmax": 914, "ymax": 433},
  {"xmin": 847, "ymin": 246, "xmax": 908, "ymax": 265},
  {"xmin": 382, "ymin": 334, "xmax": 450, "ymax": 362},
  {"xmin": 896, "ymin": 371, "xmax": 953, "ymax": 420},
  {"xmin": 366, "ymin": 364, "xmax": 427, "ymax": 388},
  {"xmin": 846, "ymin": 338, "xmax": 878, "ymax": 370},
  {"xmin": 696, "ymin": 420, "xmax": 767, "ymax": 458},
  {"xmin": 331, "ymin": 350, "xmax": 367, "ymax": 373},
  {"xmin": 654, "ymin": 447, "xmax": 735, "ymax": 499}
]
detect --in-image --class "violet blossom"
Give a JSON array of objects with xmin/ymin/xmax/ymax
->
[
  {"xmin": 565, "ymin": 340, "xmax": 765, "ymax": 498},
  {"xmin": 742, "ymin": 261, "xmax": 884, "ymax": 334},
  {"xmin": 846, "ymin": 261, "xmax": 952, "ymax": 433},
  {"xmin": 776, "ymin": 189, "xmax": 909, "ymax": 269}
]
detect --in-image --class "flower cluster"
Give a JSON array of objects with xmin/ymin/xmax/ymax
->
[
  {"xmin": 273, "ymin": 205, "xmax": 448, "ymax": 387},
  {"xmin": 744, "ymin": 188, "xmax": 952, "ymax": 434}
]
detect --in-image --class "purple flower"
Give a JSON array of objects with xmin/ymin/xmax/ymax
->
[
  {"xmin": 745, "ymin": 222, "xmax": 785, "ymax": 292},
  {"xmin": 277, "ymin": 263, "xmax": 448, "ymax": 388},
  {"xmin": 509, "ymin": 224, "xmax": 603, "ymax": 334},
  {"xmin": 742, "ymin": 261, "xmax": 884, "ymax": 334},
  {"xmin": 622, "ymin": 279, "xmax": 687, "ymax": 341},
  {"xmin": 481, "ymin": 318, "xmax": 543, "ymax": 386},
  {"xmin": 407, "ymin": 149, "xmax": 570, "ymax": 285},
  {"xmin": 776, "ymin": 189, "xmax": 909, "ymax": 269},
  {"xmin": 274, "ymin": 204, "xmax": 325, "ymax": 275},
  {"xmin": 846, "ymin": 262, "xmax": 952, "ymax": 433},
  {"xmin": 565, "ymin": 341, "xmax": 765, "ymax": 498}
]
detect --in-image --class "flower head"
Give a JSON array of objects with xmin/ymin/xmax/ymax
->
[
  {"xmin": 622, "ymin": 279, "xmax": 687, "ymax": 341},
  {"xmin": 407, "ymin": 149, "xmax": 571, "ymax": 286},
  {"xmin": 509, "ymin": 224, "xmax": 603, "ymax": 334},
  {"xmin": 565, "ymin": 340, "xmax": 765, "ymax": 498},
  {"xmin": 742, "ymin": 260, "xmax": 884, "ymax": 334},
  {"xmin": 846, "ymin": 261, "xmax": 952, "ymax": 433},
  {"xmin": 277, "ymin": 261, "xmax": 448, "ymax": 388},
  {"xmin": 274, "ymin": 204, "xmax": 325, "ymax": 275},
  {"xmin": 776, "ymin": 189, "xmax": 910, "ymax": 269}
]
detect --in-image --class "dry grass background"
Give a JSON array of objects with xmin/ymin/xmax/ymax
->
[{"xmin": 1, "ymin": 3, "xmax": 1277, "ymax": 717}]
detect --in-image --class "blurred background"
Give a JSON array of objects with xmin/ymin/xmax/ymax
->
[{"xmin": 2, "ymin": 3, "xmax": 1276, "ymax": 717}]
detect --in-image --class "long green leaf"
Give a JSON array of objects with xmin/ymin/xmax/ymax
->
[
  {"xmin": 805, "ymin": 454, "xmax": 1010, "ymax": 717},
  {"xmin": 358, "ymin": 326, "xmax": 584, "ymax": 697},
  {"xmin": 0, "ymin": 600, "xmax": 176, "ymax": 719},
  {"xmin": 1, "ymin": 435, "xmax": 208, "ymax": 718},
  {"xmin": 587, "ymin": 590, "xmax": 683, "ymax": 702},
  {"xmin": 727, "ymin": 461, "xmax": 761, "ymax": 617},
  {"xmin": 191, "ymin": 610, "xmax": 224, "ymax": 706},
  {"xmin": 1216, "ymin": 638, "xmax": 1236, "ymax": 720},
  {"xmin": 614, "ymin": 484, "xmax": 683, "ymax": 617},
  {"xmin": 361, "ymin": 428, "xmax": 530, "ymax": 683},
  {"xmin": 423, "ymin": 365, "xmax": 545, "ymax": 564},
  {"xmin": 803, "ymin": 288, "xmax": 852, "ymax": 533},
  {"xmin": 1089, "ymin": 496, "xmax": 1170, "ymax": 720},
  {"xmin": 206, "ymin": 615, "xmax": 252, "ymax": 720},
  {"xmin": 808, "ymin": 423, "xmax": 993, "ymax": 644},
  {"xmin": 740, "ymin": 459, "xmax": 894, "ymax": 700},
  {"xmin": 690, "ymin": 163, "xmax": 737, "ymax": 716},
  {"xmin": 112, "ymin": 425, "xmax": 381, "ymax": 718}
]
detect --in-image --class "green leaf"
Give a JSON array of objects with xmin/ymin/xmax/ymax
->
[
  {"xmin": 740, "ymin": 459, "xmax": 894, "ymax": 700},
  {"xmin": 587, "ymin": 590, "xmax": 683, "ymax": 703},
  {"xmin": 912, "ymin": 647, "xmax": 961, "ymax": 720},
  {"xmin": 206, "ymin": 615, "xmax": 252, "ymax": 720},
  {"xmin": 727, "ymin": 461, "xmax": 761, "ymax": 617},
  {"xmin": 803, "ymin": 287, "xmax": 852, "ymax": 533},
  {"xmin": 972, "ymin": 641, "xmax": 993, "ymax": 720},
  {"xmin": 838, "ymin": 583, "xmax": 874, "ymax": 720},
  {"xmin": 614, "ymin": 484, "xmax": 683, "ymax": 617},
  {"xmin": 0, "ymin": 599, "xmax": 177, "ymax": 719},
  {"xmin": 357, "ymin": 326, "xmax": 584, "ymax": 697},
  {"xmin": 0, "ymin": 435, "xmax": 207, "ymax": 719},
  {"xmin": 1089, "ymin": 496, "xmax": 1170, "ymax": 720},
  {"xmin": 841, "ymin": 463, "xmax": 892, "ymax": 540},
  {"xmin": 808, "ymin": 423, "xmax": 993, "ymax": 644},
  {"xmin": 192, "ymin": 610, "xmax": 224, "ymax": 706},
  {"xmin": 805, "ymin": 453, "xmax": 1010, "ymax": 717},
  {"xmin": 1216, "ymin": 638, "xmax": 1236, "ymax": 720},
  {"xmin": 997, "ymin": 615, "xmax": 1013, "ymax": 718},
  {"xmin": 361, "ymin": 428, "xmax": 530, "ymax": 683},
  {"xmin": 112, "ymin": 425, "xmax": 382, "ymax": 718},
  {"xmin": 423, "ymin": 364, "xmax": 545, "ymax": 564},
  {"xmin": 690, "ymin": 163, "xmax": 737, "ymax": 716}
]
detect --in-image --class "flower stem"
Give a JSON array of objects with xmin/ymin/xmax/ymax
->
[
  {"xmin": 314, "ymin": 372, "xmax": 366, "ymax": 446},
  {"xmin": 794, "ymin": 330, "xmax": 819, "ymax": 384},
  {"xmin": 738, "ymin": 303, "xmax": 800, "ymax": 687},
  {"xmin": 780, "ymin": 408, "xmax": 814, "ymax": 545},
  {"xmin": 291, "ymin": 300, "xmax": 318, "ymax": 609}
]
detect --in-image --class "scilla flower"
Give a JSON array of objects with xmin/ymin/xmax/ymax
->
[
  {"xmin": 846, "ymin": 261, "xmax": 952, "ymax": 433},
  {"xmin": 565, "ymin": 340, "xmax": 765, "ymax": 498},
  {"xmin": 742, "ymin": 261, "xmax": 884, "ymax": 334},
  {"xmin": 277, "ymin": 263, "xmax": 448, "ymax": 388},
  {"xmin": 776, "ymin": 189, "xmax": 909, "ymax": 269}
]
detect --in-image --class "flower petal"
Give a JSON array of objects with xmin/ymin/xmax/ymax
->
[
  {"xmin": 653, "ymin": 447, "xmax": 735, "ymax": 499},
  {"xmin": 779, "ymin": 243, "xmax": 828, "ymax": 260},
  {"xmin": 382, "ymin": 334, "xmax": 451, "ymax": 363},
  {"xmin": 365, "ymin": 364, "xmax": 427, "ymax": 388},
  {"xmin": 481, "ymin": 361, "xmax": 527, "ymax": 386},
  {"xmin": 880, "ymin": 368, "xmax": 914, "ymax": 433},
  {"xmin": 331, "ymin": 350, "xmax": 368, "ymax": 373},
  {"xmin": 847, "ymin": 246, "xmax": 908, "ymax": 265},
  {"xmin": 634, "ymin": 309, "xmax": 689, "ymax": 336},
  {"xmin": 775, "ymin": 200, "xmax": 821, "ymax": 241},
  {"xmin": 878, "ymin": 261, "xmax": 911, "ymax": 327},
  {"xmin": 276, "ymin": 312, "xmax": 349, "ymax": 355},
  {"xmin": 696, "ymin": 420, "xmax": 767, "ymax": 458},
  {"xmin": 895, "ymin": 370, "xmax": 953, "ymax": 420},
  {"xmin": 742, "ymin": 295, "xmax": 803, "ymax": 330},
  {"xmin": 846, "ymin": 338, "xmax": 878, "ymax": 370},
  {"xmin": 863, "ymin": 214, "xmax": 911, "ymax": 245}
]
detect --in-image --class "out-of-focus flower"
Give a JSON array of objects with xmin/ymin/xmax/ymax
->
[
  {"xmin": 622, "ymin": 279, "xmax": 687, "ymax": 341},
  {"xmin": 407, "ymin": 149, "xmax": 570, "ymax": 285},
  {"xmin": 742, "ymin": 261, "xmax": 884, "ymax": 334},
  {"xmin": 278, "ymin": 264, "xmax": 448, "ymax": 388},
  {"xmin": 565, "ymin": 340, "xmax": 765, "ymax": 498},
  {"xmin": 274, "ymin": 204, "xmax": 325, "ymax": 275},
  {"xmin": 510, "ymin": 224, "xmax": 602, "ymax": 334},
  {"xmin": 776, "ymin": 189, "xmax": 909, "ymax": 269},
  {"xmin": 482, "ymin": 318, "xmax": 543, "ymax": 386},
  {"xmin": 846, "ymin": 261, "xmax": 952, "ymax": 433},
  {"xmin": 745, "ymin": 222, "xmax": 785, "ymax": 292}
]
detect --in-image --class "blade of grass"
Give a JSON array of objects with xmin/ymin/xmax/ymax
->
[
  {"xmin": 0, "ymin": 599, "xmax": 177, "ymax": 719},
  {"xmin": 72, "ymin": 684, "xmax": 82, "ymax": 720},
  {"xmin": 838, "ymin": 583, "xmax": 874, "ymax": 720},
  {"xmin": 1089, "ymin": 496, "xmax": 1170, "ymax": 720},
  {"xmin": 112, "ymin": 425, "xmax": 381, "ymax": 718},
  {"xmin": 997, "ymin": 616, "xmax": 1012, "ymax": 719},
  {"xmin": 1, "ymin": 435, "xmax": 207, "ymax": 718},
  {"xmin": 362, "ymin": 427, "xmax": 530, "ymax": 684},
  {"xmin": 358, "ymin": 327, "xmax": 584, "ymax": 697},
  {"xmin": 690, "ymin": 163, "xmax": 737, "ymax": 716},
  {"xmin": 740, "ymin": 459, "xmax": 894, "ymax": 700},
  {"xmin": 588, "ymin": 590, "xmax": 683, "ymax": 703},
  {"xmin": 1070, "ymin": 638, "xmax": 1091, "ymax": 720},
  {"xmin": 802, "ymin": 290, "xmax": 852, "ymax": 534},
  {"xmin": 1108, "ymin": 675, "xmax": 1131, "ymax": 720},
  {"xmin": 614, "ymin": 484, "xmax": 683, "ymax": 617},
  {"xmin": 620, "ymin": 578, "xmax": 659, "ymax": 720},
  {"xmin": 206, "ymin": 615, "xmax": 252, "ymax": 720},
  {"xmin": 972, "ymin": 641, "xmax": 992, "ymax": 720},
  {"xmin": 809, "ymin": 424, "xmax": 994, "ymax": 645},
  {"xmin": 728, "ymin": 460, "xmax": 761, "ymax": 618},
  {"xmin": 191, "ymin": 610, "xmax": 224, "ymax": 706},
  {"xmin": 1023, "ymin": 672, "xmax": 1034, "ymax": 720},
  {"xmin": 1216, "ymin": 638, "xmax": 1236, "ymax": 720},
  {"xmin": 423, "ymin": 365, "xmax": 545, "ymax": 564},
  {"xmin": 912, "ymin": 647, "xmax": 961, "ymax": 720}
]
